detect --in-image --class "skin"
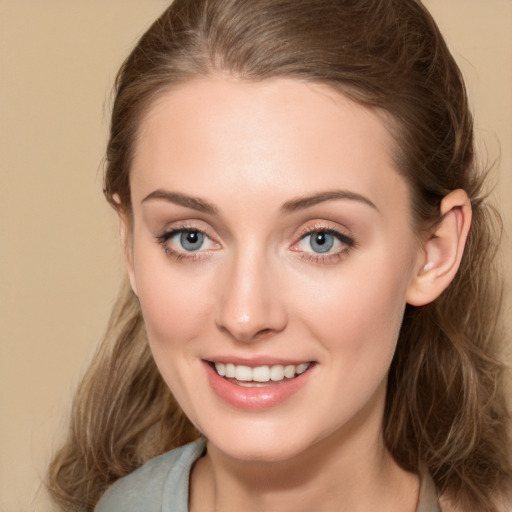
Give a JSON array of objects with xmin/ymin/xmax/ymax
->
[{"xmin": 122, "ymin": 77, "xmax": 471, "ymax": 512}]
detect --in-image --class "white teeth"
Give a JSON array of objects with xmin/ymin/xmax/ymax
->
[
  {"xmin": 270, "ymin": 365, "xmax": 285, "ymax": 381},
  {"xmin": 215, "ymin": 362, "xmax": 226, "ymax": 376},
  {"xmin": 213, "ymin": 362, "xmax": 311, "ymax": 383},
  {"xmin": 284, "ymin": 365, "xmax": 295, "ymax": 378},
  {"xmin": 225, "ymin": 363, "xmax": 236, "ymax": 378},
  {"xmin": 235, "ymin": 365, "xmax": 253, "ymax": 381},
  {"xmin": 296, "ymin": 363, "xmax": 309, "ymax": 375},
  {"xmin": 253, "ymin": 365, "xmax": 270, "ymax": 382}
]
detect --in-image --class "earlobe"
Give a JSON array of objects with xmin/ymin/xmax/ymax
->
[{"xmin": 406, "ymin": 189, "xmax": 472, "ymax": 306}]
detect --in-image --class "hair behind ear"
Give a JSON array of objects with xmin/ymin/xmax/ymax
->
[{"xmin": 385, "ymin": 194, "xmax": 512, "ymax": 511}]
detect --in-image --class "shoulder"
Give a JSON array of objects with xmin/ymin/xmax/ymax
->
[
  {"xmin": 94, "ymin": 438, "xmax": 206, "ymax": 512},
  {"xmin": 416, "ymin": 471, "xmax": 441, "ymax": 512}
]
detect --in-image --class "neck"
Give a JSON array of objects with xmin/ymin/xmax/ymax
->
[{"xmin": 190, "ymin": 384, "xmax": 419, "ymax": 512}]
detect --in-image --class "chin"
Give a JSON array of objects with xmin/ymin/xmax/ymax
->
[{"xmin": 200, "ymin": 416, "xmax": 333, "ymax": 464}]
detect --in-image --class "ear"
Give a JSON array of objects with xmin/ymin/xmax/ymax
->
[
  {"xmin": 406, "ymin": 189, "xmax": 472, "ymax": 306},
  {"xmin": 114, "ymin": 195, "xmax": 138, "ymax": 297}
]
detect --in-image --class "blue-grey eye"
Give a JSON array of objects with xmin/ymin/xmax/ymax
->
[
  {"xmin": 309, "ymin": 232, "xmax": 335, "ymax": 253},
  {"xmin": 180, "ymin": 231, "xmax": 204, "ymax": 251}
]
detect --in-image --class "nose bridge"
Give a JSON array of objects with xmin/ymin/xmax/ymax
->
[{"xmin": 216, "ymin": 241, "xmax": 287, "ymax": 342}]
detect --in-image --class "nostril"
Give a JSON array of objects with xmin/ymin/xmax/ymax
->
[
  {"xmin": 253, "ymin": 328, "xmax": 272, "ymax": 340},
  {"xmin": 216, "ymin": 323, "xmax": 277, "ymax": 343}
]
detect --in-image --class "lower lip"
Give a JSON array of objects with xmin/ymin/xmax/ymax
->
[{"xmin": 204, "ymin": 361, "xmax": 313, "ymax": 410}]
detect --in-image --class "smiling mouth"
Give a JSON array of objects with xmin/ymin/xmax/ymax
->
[{"xmin": 210, "ymin": 362, "xmax": 312, "ymax": 387}]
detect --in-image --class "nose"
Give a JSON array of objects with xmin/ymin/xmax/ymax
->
[{"xmin": 215, "ymin": 248, "xmax": 288, "ymax": 343}]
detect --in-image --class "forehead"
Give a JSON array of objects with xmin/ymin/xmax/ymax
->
[{"xmin": 130, "ymin": 77, "xmax": 408, "ymax": 215}]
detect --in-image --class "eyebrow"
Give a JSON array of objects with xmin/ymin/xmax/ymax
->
[
  {"xmin": 141, "ymin": 189, "xmax": 218, "ymax": 214},
  {"xmin": 141, "ymin": 188, "xmax": 377, "ymax": 215},
  {"xmin": 281, "ymin": 190, "xmax": 377, "ymax": 213}
]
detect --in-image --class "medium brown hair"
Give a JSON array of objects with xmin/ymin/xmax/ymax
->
[{"xmin": 48, "ymin": 1, "xmax": 512, "ymax": 510}]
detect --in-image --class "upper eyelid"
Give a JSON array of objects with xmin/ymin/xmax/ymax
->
[
  {"xmin": 299, "ymin": 226, "xmax": 350, "ymax": 238},
  {"xmin": 155, "ymin": 222, "xmax": 216, "ymax": 239},
  {"xmin": 295, "ymin": 222, "xmax": 354, "ymax": 240},
  {"xmin": 158, "ymin": 227, "xmax": 217, "ymax": 246},
  {"xmin": 295, "ymin": 230, "xmax": 354, "ymax": 249}
]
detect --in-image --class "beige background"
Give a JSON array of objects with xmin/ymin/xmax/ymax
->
[{"xmin": 1, "ymin": 1, "xmax": 511, "ymax": 511}]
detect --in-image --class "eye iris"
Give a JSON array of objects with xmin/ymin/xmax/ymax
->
[
  {"xmin": 180, "ymin": 231, "xmax": 204, "ymax": 251},
  {"xmin": 310, "ymin": 232, "xmax": 334, "ymax": 253}
]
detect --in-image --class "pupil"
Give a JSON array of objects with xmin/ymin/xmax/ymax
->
[
  {"xmin": 315, "ymin": 233, "xmax": 327, "ymax": 245},
  {"xmin": 186, "ymin": 232, "xmax": 199, "ymax": 243}
]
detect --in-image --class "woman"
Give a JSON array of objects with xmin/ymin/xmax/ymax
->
[{"xmin": 47, "ymin": 0, "xmax": 512, "ymax": 511}]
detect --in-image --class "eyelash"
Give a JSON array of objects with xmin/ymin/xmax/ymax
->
[
  {"xmin": 292, "ymin": 225, "xmax": 356, "ymax": 264},
  {"xmin": 155, "ymin": 226, "xmax": 216, "ymax": 262},
  {"xmin": 154, "ymin": 224, "xmax": 356, "ymax": 264}
]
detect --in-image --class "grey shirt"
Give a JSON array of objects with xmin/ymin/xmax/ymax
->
[{"xmin": 95, "ymin": 439, "xmax": 441, "ymax": 512}]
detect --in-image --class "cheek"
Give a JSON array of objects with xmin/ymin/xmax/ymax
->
[
  {"xmin": 293, "ymin": 260, "xmax": 412, "ymax": 428},
  {"xmin": 132, "ymin": 249, "xmax": 213, "ymax": 354},
  {"xmin": 296, "ymin": 252, "xmax": 413, "ymax": 367}
]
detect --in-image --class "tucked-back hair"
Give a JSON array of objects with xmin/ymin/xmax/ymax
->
[{"xmin": 48, "ymin": 1, "xmax": 512, "ymax": 510}]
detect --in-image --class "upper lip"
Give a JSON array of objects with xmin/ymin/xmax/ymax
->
[{"xmin": 204, "ymin": 356, "xmax": 314, "ymax": 367}]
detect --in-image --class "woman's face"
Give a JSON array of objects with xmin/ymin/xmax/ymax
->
[{"xmin": 127, "ymin": 78, "xmax": 422, "ymax": 462}]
